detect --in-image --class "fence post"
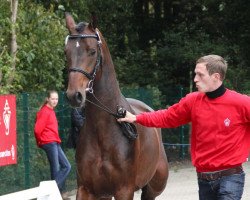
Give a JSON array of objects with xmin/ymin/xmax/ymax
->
[
  {"xmin": 179, "ymin": 86, "xmax": 185, "ymax": 159},
  {"xmin": 22, "ymin": 93, "xmax": 30, "ymax": 188}
]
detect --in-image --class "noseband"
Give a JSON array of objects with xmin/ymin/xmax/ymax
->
[{"xmin": 65, "ymin": 31, "xmax": 102, "ymax": 91}]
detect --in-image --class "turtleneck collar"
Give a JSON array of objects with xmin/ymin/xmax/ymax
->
[{"xmin": 206, "ymin": 84, "xmax": 226, "ymax": 99}]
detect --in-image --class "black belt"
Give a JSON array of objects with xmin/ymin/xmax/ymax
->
[{"xmin": 197, "ymin": 165, "xmax": 243, "ymax": 181}]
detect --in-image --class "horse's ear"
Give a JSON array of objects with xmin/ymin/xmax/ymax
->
[
  {"xmin": 89, "ymin": 12, "xmax": 98, "ymax": 30},
  {"xmin": 65, "ymin": 12, "xmax": 76, "ymax": 33}
]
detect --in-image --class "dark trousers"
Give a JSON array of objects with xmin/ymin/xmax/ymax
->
[
  {"xmin": 198, "ymin": 172, "xmax": 245, "ymax": 200},
  {"xmin": 41, "ymin": 142, "xmax": 71, "ymax": 191}
]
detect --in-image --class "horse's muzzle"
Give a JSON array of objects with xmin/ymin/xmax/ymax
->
[{"xmin": 66, "ymin": 90, "xmax": 86, "ymax": 107}]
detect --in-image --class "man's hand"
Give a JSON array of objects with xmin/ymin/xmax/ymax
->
[{"xmin": 117, "ymin": 111, "xmax": 136, "ymax": 123}]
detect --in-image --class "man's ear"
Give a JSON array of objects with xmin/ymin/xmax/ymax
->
[{"xmin": 213, "ymin": 73, "xmax": 221, "ymax": 81}]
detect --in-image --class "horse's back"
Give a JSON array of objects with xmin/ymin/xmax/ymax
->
[{"xmin": 127, "ymin": 98, "xmax": 154, "ymax": 114}]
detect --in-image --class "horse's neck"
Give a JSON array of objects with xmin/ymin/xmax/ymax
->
[
  {"xmin": 87, "ymin": 44, "xmax": 126, "ymax": 118},
  {"xmin": 86, "ymin": 62, "xmax": 121, "ymax": 118},
  {"xmin": 84, "ymin": 61, "xmax": 129, "ymax": 144},
  {"xmin": 95, "ymin": 71, "xmax": 121, "ymax": 105},
  {"xmin": 94, "ymin": 51, "xmax": 122, "ymax": 102},
  {"xmin": 85, "ymin": 67, "xmax": 121, "ymax": 137}
]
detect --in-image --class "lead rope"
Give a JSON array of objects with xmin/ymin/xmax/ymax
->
[
  {"xmin": 85, "ymin": 93, "xmax": 118, "ymax": 118},
  {"xmin": 86, "ymin": 92, "xmax": 138, "ymax": 140}
]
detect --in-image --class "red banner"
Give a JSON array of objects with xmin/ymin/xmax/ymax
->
[{"xmin": 0, "ymin": 95, "xmax": 17, "ymax": 166}]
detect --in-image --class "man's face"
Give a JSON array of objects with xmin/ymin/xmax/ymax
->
[{"xmin": 194, "ymin": 63, "xmax": 218, "ymax": 93}]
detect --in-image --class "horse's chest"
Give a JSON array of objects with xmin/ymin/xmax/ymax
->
[
  {"xmin": 77, "ymin": 127, "xmax": 136, "ymax": 194},
  {"xmin": 77, "ymin": 143, "xmax": 134, "ymax": 188},
  {"xmin": 81, "ymin": 150, "xmax": 131, "ymax": 175},
  {"xmin": 79, "ymin": 155, "xmax": 129, "ymax": 195}
]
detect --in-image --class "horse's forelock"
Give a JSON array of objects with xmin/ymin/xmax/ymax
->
[{"xmin": 76, "ymin": 22, "xmax": 88, "ymax": 33}]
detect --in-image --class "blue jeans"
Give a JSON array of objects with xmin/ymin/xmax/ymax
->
[
  {"xmin": 41, "ymin": 142, "xmax": 71, "ymax": 191},
  {"xmin": 198, "ymin": 172, "xmax": 245, "ymax": 200}
]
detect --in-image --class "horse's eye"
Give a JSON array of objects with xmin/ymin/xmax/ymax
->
[{"xmin": 88, "ymin": 49, "xmax": 96, "ymax": 56}]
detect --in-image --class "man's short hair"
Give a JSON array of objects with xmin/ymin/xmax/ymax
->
[{"xmin": 196, "ymin": 55, "xmax": 228, "ymax": 80}]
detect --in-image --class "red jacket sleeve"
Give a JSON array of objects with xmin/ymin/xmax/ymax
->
[{"xmin": 136, "ymin": 93, "xmax": 196, "ymax": 128}]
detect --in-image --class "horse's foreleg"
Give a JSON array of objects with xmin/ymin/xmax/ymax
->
[
  {"xmin": 76, "ymin": 186, "xmax": 97, "ymax": 200},
  {"xmin": 114, "ymin": 187, "xmax": 134, "ymax": 200}
]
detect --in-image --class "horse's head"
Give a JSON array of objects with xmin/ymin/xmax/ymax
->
[{"xmin": 65, "ymin": 13, "xmax": 102, "ymax": 107}]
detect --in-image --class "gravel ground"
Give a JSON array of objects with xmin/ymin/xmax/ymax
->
[{"xmin": 69, "ymin": 160, "xmax": 250, "ymax": 200}]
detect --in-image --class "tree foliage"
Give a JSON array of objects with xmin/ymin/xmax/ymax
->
[
  {"xmin": 17, "ymin": 2, "xmax": 66, "ymax": 92},
  {"xmin": 0, "ymin": 0, "xmax": 249, "ymax": 96},
  {"xmin": 0, "ymin": 1, "xmax": 66, "ymax": 93}
]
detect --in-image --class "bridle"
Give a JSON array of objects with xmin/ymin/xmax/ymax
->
[
  {"xmin": 65, "ymin": 30, "xmax": 138, "ymax": 140},
  {"xmin": 65, "ymin": 31, "xmax": 117, "ymax": 115},
  {"xmin": 65, "ymin": 31, "xmax": 102, "ymax": 93}
]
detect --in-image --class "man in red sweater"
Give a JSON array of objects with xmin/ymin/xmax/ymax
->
[{"xmin": 118, "ymin": 55, "xmax": 250, "ymax": 200}]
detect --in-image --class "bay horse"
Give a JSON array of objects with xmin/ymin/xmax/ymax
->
[{"xmin": 65, "ymin": 13, "xmax": 168, "ymax": 200}]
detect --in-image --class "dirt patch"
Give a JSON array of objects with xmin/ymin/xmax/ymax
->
[{"xmin": 168, "ymin": 159, "xmax": 193, "ymax": 173}]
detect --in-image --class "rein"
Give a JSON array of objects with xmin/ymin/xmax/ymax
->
[
  {"xmin": 86, "ymin": 92, "xmax": 118, "ymax": 118},
  {"xmin": 86, "ymin": 92, "xmax": 138, "ymax": 141}
]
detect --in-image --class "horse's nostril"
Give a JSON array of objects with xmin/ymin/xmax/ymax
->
[{"xmin": 75, "ymin": 92, "xmax": 83, "ymax": 104}]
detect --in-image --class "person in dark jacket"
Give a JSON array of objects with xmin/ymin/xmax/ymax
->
[{"xmin": 67, "ymin": 107, "xmax": 85, "ymax": 149}]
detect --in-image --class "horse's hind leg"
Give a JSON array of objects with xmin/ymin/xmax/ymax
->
[
  {"xmin": 141, "ymin": 159, "xmax": 169, "ymax": 200},
  {"xmin": 141, "ymin": 184, "xmax": 161, "ymax": 200},
  {"xmin": 141, "ymin": 186, "xmax": 155, "ymax": 200}
]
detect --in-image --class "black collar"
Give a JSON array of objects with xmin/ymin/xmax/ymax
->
[{"xmin": 206, "ymin": 84, "xmax": 226, "ymax": 99}]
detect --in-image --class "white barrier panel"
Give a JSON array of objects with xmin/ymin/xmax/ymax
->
[{"xmin": 0, "ymin": 180, "xmax": 62, "ymax": 200}]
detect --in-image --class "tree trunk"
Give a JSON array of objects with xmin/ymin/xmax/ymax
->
[{"xmin": 8, "ymin": 0, "xmax": 18, "ymax": 85}]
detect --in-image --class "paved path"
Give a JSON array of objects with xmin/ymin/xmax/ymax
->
[{"xmin": 69, "ymin": 161, "xmax": 250, "ymax": 200}]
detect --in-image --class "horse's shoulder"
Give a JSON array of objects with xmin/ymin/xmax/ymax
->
[{"xmin": 126, "ymin": 98, "xmax": 153, "ymax": 114}]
